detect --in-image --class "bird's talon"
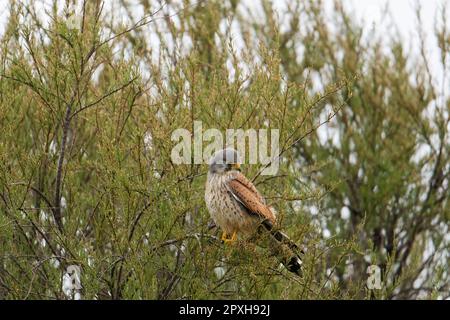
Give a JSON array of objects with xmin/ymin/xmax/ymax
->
[
  {"xmin": 221, "ymin": 231, "xmax": 237, "ymax": 244},
  {"xmin": 221, "ymin": 232, "xmax": 228, "ymax": 242}
]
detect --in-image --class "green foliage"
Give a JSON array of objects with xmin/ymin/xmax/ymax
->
[{"xmin": 0, "ymin": 0, "xmax": 448, "ymax": 300}]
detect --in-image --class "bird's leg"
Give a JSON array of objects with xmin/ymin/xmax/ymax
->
[
  {"xmin": 222, "ymin": 231, "xmax": 237, "ymax": 244},
  {"xmin": 221, "ymin": 232, "xmax": 228, "ymax": 242},
  {"xmin": 221, "ymin": 231, "xmax": 237, "ymax": 244}
]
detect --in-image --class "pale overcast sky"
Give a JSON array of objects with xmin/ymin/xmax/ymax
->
[
  {"xmin": 0, "ymin": 0, "xmax": 446, "ymax": 80},
  {"xmin": 348, "ymin": 0, "xmax": 444, "ymax": 74},
  {"xmin": 0, "ymin": 0, "xmax": 444, "ymax": 37}
]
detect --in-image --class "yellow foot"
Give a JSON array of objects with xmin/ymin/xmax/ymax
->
[{"xmin": 221, "ymin": 231, "xmax": 237, "ymax": 244}]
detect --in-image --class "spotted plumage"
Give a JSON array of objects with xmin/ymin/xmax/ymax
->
[
  {"xmin": 205, "ymin": 170, "xmax": 269, "ymax": 236},
  {"xmin": 205, "ymin": 148, "xmax": 303, "ymax": 275}
]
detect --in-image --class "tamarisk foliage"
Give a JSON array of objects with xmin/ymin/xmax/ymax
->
[{"xmin": 0, "ymin": 0, "xmax": 448, "ymax": 299}]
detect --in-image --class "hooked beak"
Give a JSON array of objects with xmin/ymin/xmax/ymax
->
[{"xmin": 230, "ymin": 163, "xmax": 241, "ymax": 171}]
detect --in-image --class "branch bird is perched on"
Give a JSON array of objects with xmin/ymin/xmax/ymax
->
[{"xmin": 205, "ymin": 148, "xmax": 303, "ymax": 276}]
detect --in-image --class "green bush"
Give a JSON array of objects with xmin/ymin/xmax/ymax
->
[{"xmin": 0, "ymin": 0, "xmax": 448, "ymax": 299}]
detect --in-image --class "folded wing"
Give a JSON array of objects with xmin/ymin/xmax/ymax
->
[{"xmin": 226, "ymin": 173, "xmax": 276, "ymax": 224}]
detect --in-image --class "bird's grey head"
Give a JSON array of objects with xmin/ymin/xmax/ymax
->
[{"xmin": 208, "ymin": 148, "xmax": 241, "ymax": 174}]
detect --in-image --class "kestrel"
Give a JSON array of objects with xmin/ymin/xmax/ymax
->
[{"xmin": 205, "ymin": 148, "xmax": 302, "ymax": 275}]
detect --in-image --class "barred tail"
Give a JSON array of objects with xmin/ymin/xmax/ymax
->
[{"xmin": 258, "ymin": 220, "xmax": 303, "ymax": 276}]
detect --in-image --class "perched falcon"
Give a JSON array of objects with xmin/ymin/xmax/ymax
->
[{"xmin": 205, "ymin": 148, "xmax": 303, "ymax": 275}]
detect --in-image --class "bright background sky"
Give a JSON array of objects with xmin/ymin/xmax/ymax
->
[
  {"xmin": 0, "ymin": 0, "xmax": 445, "ymax": 49},
  {"xmin": 0, "ymin": 0, "xmax": 445, "ymax": 37},
  {"xmin": 0, "ymin": 0, "xmax": 446, "ymax": 85},
  {"xmin": 347, "ymin": 0, "xmax": 446, "ymax": 82}
]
